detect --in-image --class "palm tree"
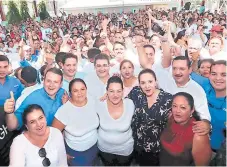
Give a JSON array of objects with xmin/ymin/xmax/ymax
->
[
  {"xmin": 0, "ymin": 1, "xmax": 6, "ymax": 21},
  {"xmin": 33, "ymin": 0, "xmax": 38, "ymax": 17},
  {"xmin": 53, "ymin": 0, "xmax": 57, "ymax": 16}
]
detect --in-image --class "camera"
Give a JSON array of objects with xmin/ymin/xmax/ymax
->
[{"xmin": 151, "ymin": 23, "xmax": 165, "ymax": 36}]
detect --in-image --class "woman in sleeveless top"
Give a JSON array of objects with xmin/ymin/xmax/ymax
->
[{"xmin": 160, "ymin": 92, "xmax": 212, "ymax": 166}]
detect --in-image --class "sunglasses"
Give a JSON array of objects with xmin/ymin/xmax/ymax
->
[{"xmin": 39, "ymin": 148, "xmax": 51, "ymax": 167}]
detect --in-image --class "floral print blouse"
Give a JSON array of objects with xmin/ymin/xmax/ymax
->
[{"xmin": 127, "ymin": 86, "xmax": 172, "ymax": 153}]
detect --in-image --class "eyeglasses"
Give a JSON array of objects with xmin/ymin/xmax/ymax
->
[{"xmin": 39, "ymin": 148, "xmax": 51, "ymax": 167}]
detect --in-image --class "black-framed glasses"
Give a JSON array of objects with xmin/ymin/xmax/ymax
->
[{"xmin": 39, "ymin": 148, "xmax": 51, "ymax": 167}]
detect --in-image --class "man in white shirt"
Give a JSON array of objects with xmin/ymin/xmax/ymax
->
[
  {"xmin": 187, "ymin": 37, "xmax": 210, "ymax": 60},
  {"xmin": 156, "ymin": 56, "xmax": 211, "ymax": 122},
  {"xmin": 84, "ymin": 53, "xmax": 110, "ymax": 100},
  {"xmin": 150, "ymin": 11, "xmax": 168, "ymax": 28},
  {"xmin": 149, "ymin": 10, "xmax": 175, "ymax": 33},
  {"xmin": 136, "ymin": 39, "xmax": 211, "ymax": 135},
  {"xmin": 203, "ymin": 13, "xmax": 213, "ymax": 40},
  {"xmin": 192, "ymin": 25, "xmax": 208, "ymax": 47}
]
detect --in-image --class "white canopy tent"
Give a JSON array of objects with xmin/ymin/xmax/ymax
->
[{"xmin": 59, "ymin": 0, "xmax": 181, "ymax": 14}]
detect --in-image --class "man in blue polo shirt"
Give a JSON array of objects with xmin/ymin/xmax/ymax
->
[
  {"xmin": 191, "ymin": 60, "xmax": 226, "ymax": 151},
  {"xmin": 4, "ymin": 68, "xmax": 67, "ymax": 130},
  {"xmin": 0, "ymin": 55, "xmax": 23, "ymax": 106}
]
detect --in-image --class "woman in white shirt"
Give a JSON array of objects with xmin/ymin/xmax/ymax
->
[
  {"xmin": 9, "ymin": 104, "xmax": 67, "ymax": 167},
  {"xmin": 97, "ymin": 76, "xmax": 135, "ymax": 166},
  {"xmin": 52, "ymin": 78, "xmax": 99, "ymax": 166}
]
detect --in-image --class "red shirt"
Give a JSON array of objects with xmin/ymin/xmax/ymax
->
[{"xmin": 161, "ymin": 117, "xmax": 195, "ymax": 155}]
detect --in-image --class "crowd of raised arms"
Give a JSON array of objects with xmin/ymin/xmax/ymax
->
[{"xmin": 0, "ymin": 6, "xmax": 226, "ymax": 166}]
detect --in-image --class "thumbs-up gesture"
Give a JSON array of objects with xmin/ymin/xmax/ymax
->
[{"xmin": 4, "ymin": 91, "xmax": 15, "ymax": 114}]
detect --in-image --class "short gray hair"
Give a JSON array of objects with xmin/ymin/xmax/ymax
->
[{"xmin": 188, "ymin": 37, "xmax": 203, "ymax": 50}]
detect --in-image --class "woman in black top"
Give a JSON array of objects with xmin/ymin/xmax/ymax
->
[{"xmin": 127, "ymin": 69, "xmax": 172, "ymax": 166}]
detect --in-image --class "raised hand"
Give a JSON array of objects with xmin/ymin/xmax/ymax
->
[
  {"xmin": 133, "ymin": 35, "xmax": 146, "ymax": 47},
  {"xmin": 188, "ymin": 50, "xmax": 200, "ymax": 62},
  {"xmin": 19, "ymin": 38, "xmax": 25, "ymax": 47},
  {"xmin": 62, "ymin": 91, "xmax": 69, "ymax": 104},
  {"xmin": 4, "ymin": 91, "xmax": 15, "ymax": 114},
  {"xmin": 122, "ymin": 30, "xmax": 130, "ymax": 38},
  {"xmin": 99, "ymin": 93, "xmax": 107, "ymax": 102},
  {"xmin": 101, "ymin": 17, "xmax": 109, "ymax": 29}
]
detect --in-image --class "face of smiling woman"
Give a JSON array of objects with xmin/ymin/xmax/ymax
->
[
  {"xmin": 139, "ymin": 72, "xmax": 157, "ymax": 97},
  {"xmin": 25, "ymin": 109, "xmax": 47, "ymax": 136},
  {"xmin": 107, "ymin": 82, "xmax": 123, "ymax": 105}
]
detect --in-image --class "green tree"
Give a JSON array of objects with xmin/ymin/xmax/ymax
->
[
  {"xmin": 38, "ymin": 1, "xmax": 50, "ymax": 20},
  {"xmin": 33, "ymin": 0, "xmax": 38, "ymax": 17},
  {"xmin": 20, "ymin": 1, "xmax": 30, "ymax": 21},
  {"xmin": 6, "ymin": 1, "xmax": 22, "ymax": 24}
]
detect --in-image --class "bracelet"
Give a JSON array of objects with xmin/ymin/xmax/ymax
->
[{"xmin": 5, "ymin": 111, "xmax": 14, "ymax": 114}]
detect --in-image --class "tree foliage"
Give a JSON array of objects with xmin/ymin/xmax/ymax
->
[
  {"xmin": 38, "ymin": 1, "xmax": 50, "ymax": 20},
  {"xmin": 6, "ymin": 1, "xmax": 22, "ymax": 24},
  {"xmin": 20, "ymin": 1, "xmax": 31, "ymax": 20}
]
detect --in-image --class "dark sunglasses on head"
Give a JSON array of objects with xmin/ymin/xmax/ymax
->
[{"xmin": 39, "ymin": 148, "xmax": 51, "ymax": 167}]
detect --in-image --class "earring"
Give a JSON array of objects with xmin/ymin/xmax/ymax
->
[{"xmin": 190, "ymin": 114, "xmax": 192, "ymax": 118}]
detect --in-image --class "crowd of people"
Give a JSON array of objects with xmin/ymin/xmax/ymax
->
[{"xmin": 0, "ymin": 5, "xmax": 226, "ymax": 166}]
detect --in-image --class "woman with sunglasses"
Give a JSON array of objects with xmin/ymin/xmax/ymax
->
[{"xmin": 9, "ymin": 104, "xmax": 67, "ymax": 167}]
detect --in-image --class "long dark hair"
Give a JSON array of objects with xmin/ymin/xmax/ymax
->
[
  {"xmin": 172, "ymin": 92, "xmax": 200, "ymax": 121},
  {"xmin": 69, "ymin": 78, "xmax": 87, "ymax": 93},
  {"xmin": 22, "ymin": 104, "xmax": 45, "ymax": 125},
  {"xmin": 174, "ymin": 29, "xmax": 186, "ymax": 43},
  {"xmin": 106, "ymin": 76, "xmax": 123, "ymax": 90}
]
